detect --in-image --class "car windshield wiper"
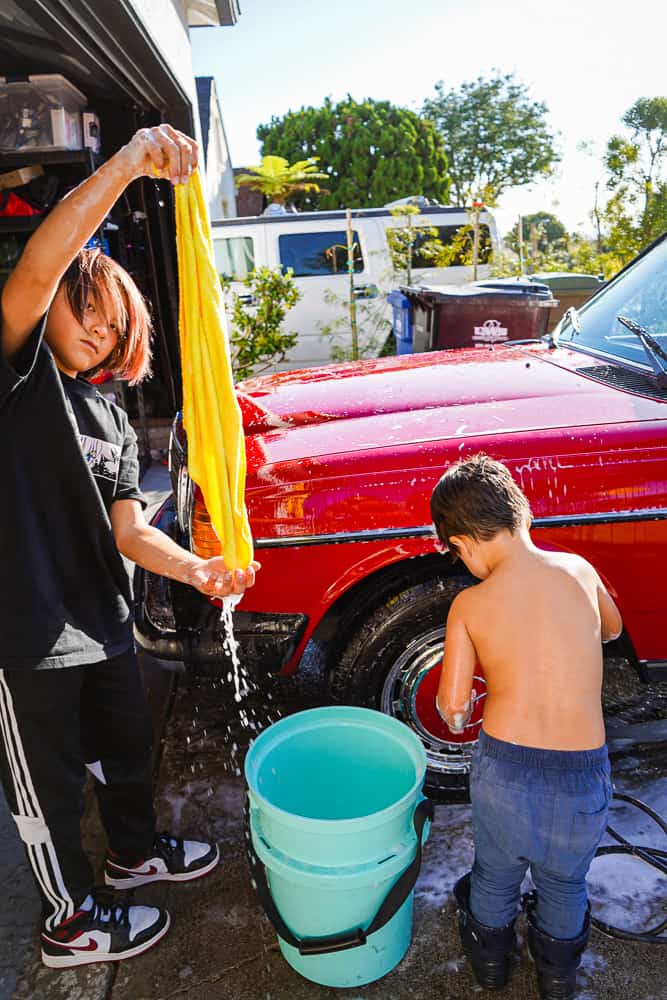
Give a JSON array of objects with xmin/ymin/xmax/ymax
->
[{"xmin": 617, "ymin": 314, "xmax": 667, "ymax": 388}]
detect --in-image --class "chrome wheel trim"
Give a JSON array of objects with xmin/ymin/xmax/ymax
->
[{"xmin": 379, "ymin": 625, "xmax": 480, "ymax": 775}]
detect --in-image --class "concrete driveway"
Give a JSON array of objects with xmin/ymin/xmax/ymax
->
[{"xmin": 3, "ymin": 655, "xmax": 665, "ymax": 1000}]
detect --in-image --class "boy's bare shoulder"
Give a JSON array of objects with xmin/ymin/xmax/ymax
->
[
  {"xmin": 543, "ymin": 548, "xmax": 598, "ymax": 582},
  {"xmin": 450, "ymin": 582, "xmax": 484, "ymax": 618}
]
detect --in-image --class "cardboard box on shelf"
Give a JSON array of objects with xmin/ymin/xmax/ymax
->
[{"xmin": 0, "ymin": 164, "xmax": 44, "ymax": 191}]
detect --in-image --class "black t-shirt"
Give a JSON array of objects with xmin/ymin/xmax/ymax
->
[{"xmin": 0, "ymin": 318, "xmax": 146, "ymax": 670}]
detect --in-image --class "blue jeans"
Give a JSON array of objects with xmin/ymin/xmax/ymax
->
[{"xmin": 469, "ymin": 729, "xmax": 612, "ymax": 940}]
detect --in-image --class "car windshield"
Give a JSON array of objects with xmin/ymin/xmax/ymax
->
[{"xmin": 557, "ymin": 236, "xmax": 667, "ymax": 374}]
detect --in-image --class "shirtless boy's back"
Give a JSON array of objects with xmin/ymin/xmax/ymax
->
[
  {"xmin": 430, "ymin": 454, "xmax": 621, "ymax": 1000},
  {"xmin": 452, "ymin": 547, "xmax": 621, "ymax": 750}
]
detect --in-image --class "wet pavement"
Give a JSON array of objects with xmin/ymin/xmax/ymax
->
[
  {"xmin": 2, "ymin": 652, "xmax": 666, "ymax": 1000},
  {"xmin": 2, "ymin": 465, "xmax": 665, "ymax": 998}
]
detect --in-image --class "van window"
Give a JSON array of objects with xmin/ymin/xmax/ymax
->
[
  {"xmin": 279, "ymin": 231, "xmax": 364, "ymax": 277},
  {"xmin": 412, "ymin": 224, "xmax": 493, "ymax": 268},
  {"xmin": 214, "ymin": 236, "xmax": 255, "ymax": 280}
]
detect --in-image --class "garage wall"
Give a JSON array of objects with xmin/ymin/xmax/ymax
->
[
  {"xmin": 126, "ymin": 0, "xmax": 214, "ymax": 194},
  {"xmin": 126, "ymin": 0, "xmax": 199, "ymax": 120}
]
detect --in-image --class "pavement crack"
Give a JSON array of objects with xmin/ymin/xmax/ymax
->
[
  {"xmin": 104, "ymin": 959, "xmax": 119, "ymax": 999},
  {"xmin": 154, "ymin": 947, "xmax": 278, "ymax": 998}
]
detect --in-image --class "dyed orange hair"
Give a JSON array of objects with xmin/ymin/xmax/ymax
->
[{"xmin": 61, "ymin": 249, "xmax": 152, "ymax": 385}]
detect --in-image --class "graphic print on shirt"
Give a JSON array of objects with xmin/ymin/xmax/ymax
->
[{"xmin": 79, "ymin": 434, "xmax": 121, "ymax": 483}]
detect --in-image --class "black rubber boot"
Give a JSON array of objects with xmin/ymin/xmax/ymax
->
[
  {"xmin": 453, "ymin": 873, "xmax": 516, "ymax": 990},
  {"xmin": 524, "ymin": 893, "xmax": 591, "ymax": 1000}
]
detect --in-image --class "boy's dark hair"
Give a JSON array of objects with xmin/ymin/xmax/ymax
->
[
  {"xmin": 61, "ymin": 249, "xmax": 152, "ymax": 384},
  {"xmin": 430, "ymin": 453, "xmax": 531, "ymax": 553}
]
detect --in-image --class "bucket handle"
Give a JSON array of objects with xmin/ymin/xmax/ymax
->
[{"xmin": 244, "ymin": 796, "xmax": 434, "ymax": 956}]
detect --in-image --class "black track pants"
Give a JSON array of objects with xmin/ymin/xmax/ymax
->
[{"xmin": 0, "ymin": 647, "xmax": 156, "ymax": 931}]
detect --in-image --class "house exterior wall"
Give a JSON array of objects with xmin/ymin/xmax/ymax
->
[
  {"xmin": 234, "ymin": 169, "xmax": 264, "ymax": 217},
  {"xmin": 204, "ymin": 80, "xmax": 237, "ymax": 219},
  {"xmin": 126, "ymin": 1, "xmax": 198, "ymax": 111},
  {"xmin": 126, "ymin": 1, "xmax": 238, "ymax": 217}
]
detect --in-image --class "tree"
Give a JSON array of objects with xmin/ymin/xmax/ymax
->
[
  {"xmin": 520, "ymin": 212, "xmax": 568, "ymax": 252},
  {"xmin": 422, "ymin": 71, "xmax": 560, "ymax": 204},
  {"xmin": 603, "ymin": 97, "xmax": 667, "ymax": 255},
  {"xmin": 221, "ymin": 267, "xmax": 300, "ymax": 381},
  {"xmin": 235, "ymin": 155, "xmax": 328, "ymax": 207},
  {"xmin": 257, "ymin": 96, "xmax": 450, "ymax": 210}
]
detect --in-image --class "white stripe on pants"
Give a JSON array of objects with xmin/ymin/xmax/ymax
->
[{"xmin": 0, "ymin": 670, "xmax": 74, "ymax": 930}]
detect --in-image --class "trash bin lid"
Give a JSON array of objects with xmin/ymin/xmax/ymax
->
[
  {"xmin": 387, "ymin": 289, "xmax": 410, "ymax": 306},
  {"xmin": 475, "ymin": 278, "xmax": 553, "ymax": 299},
  {"xmin": 402, "ymin": 281, "xmax": 553, "ymax": 302},
  {"xmin": 529, "ymin": 272, "xmax": 605, "ymax": 292}
]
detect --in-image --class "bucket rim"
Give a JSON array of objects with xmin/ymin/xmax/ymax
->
[
  {"xmin": 244, "ymin": 706, "xmax": 426, "ymax": 830},
  {"xmin": 250, "ymin": 818, "xmax": 420, "ymax": 886}
]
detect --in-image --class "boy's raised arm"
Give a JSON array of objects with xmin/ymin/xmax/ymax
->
[
  {"xmin": 0, "ymin": 125, "xmax": 197, "ymax": 361},
  {"xmin": 436, "ymin": 591, "xmax": 478, "ymax": 733}
]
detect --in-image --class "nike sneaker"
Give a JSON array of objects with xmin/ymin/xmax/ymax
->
[
  {"xmin": 41, "ymin": 890, "xmax": 170, "ymax": 968},
  {"xmin": 104, "ymin": 831, "xmax": 220, "ymax": 889}
]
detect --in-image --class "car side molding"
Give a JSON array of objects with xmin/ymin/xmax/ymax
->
[{"xmin": 253, "ymin": 507, "xmax": 667, "ymax": 549}]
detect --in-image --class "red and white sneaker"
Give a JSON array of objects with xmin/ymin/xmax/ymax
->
[
  {"xmin": 105, "ymin": 832, "xmax": 220, "ymax": 889},
  {"xmin": 41, "ymin": 890, "xmax": 170, "ymax": 969}
]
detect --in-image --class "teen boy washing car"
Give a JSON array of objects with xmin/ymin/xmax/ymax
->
[{"xmin": 0, "ymin": 124, "xmax": 257, "ymax": 968}]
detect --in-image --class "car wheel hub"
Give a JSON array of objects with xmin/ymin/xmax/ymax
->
[{"xmin": 380, "ymin": 626, "xmax": 487, "ymax": 775}]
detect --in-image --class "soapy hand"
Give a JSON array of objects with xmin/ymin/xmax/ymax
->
[
  {"xmin": 435, "ymin": 691, "xmax": 476, "ymax": 733},
  {"xmin": 121, "ymin": 125, "xmax": 199, "ymax": 186},
  {"xmin": 186, "ymin": 557, "xmax": 260, "ymax": 598}
]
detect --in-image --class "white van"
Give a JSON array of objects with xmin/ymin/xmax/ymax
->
[{"xmin": 211, "ymin": 203, "xmax": 498, "ymax": 372}]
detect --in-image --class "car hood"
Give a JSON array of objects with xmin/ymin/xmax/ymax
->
[{"xmin": 237, "ymin": 346, "xmax": 660, "ymax": 465}]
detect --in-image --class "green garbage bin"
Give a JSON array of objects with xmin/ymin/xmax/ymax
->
[{"xmin": 528, "ymin": 273, "xmax": 605, "ymax": 331}]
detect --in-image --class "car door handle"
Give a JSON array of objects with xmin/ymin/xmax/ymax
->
[{"xmin": 353, "ymin": 284, "xmax": 378, "ymax": 300}]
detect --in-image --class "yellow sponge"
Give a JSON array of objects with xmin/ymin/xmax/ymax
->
[{"xmin": 174, "ymin": 170, "xmax": 253, "ymax": 570}]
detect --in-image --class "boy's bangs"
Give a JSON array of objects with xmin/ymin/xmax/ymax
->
[
  {"xmin": 63, "ymin": 250, "xmax": 124, "ymax": 331},
  {"xmin": 91, "ymin": 269, "xmax": 128, "ymax": 336}
]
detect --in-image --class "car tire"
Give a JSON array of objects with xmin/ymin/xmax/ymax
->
[{"xmin": 328, "ymin": 576, "xmax": 484, "ymax": 800}]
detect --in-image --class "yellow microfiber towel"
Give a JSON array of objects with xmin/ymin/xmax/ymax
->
[{"xmin": 174, "ymin": 169, "xmax": 253, "ymax": 571}]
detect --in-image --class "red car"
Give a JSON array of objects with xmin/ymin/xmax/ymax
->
[{"xmin": 135, "ymin": 234, "xmax": 667, "ymax": 795}]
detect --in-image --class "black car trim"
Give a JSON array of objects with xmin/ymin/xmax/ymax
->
[
  {"xmin": 133, "ymin": 561, "xmax": 309, "ymax": 673},
  {"xmin": 253, "ymin": 507, "xmax": 667, "ymax": 549},
  {"xmin": 640, "ymin": 660, "xmax": 667, "ymax": 681}
]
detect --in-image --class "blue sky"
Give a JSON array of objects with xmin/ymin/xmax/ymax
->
[{"xmin": 190, "ymin": 0, "xmax": 666, "ymax": 235}]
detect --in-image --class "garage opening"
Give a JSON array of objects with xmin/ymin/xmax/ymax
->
[{"xmin": 0, "ymin": 0, "xmax": 200, "ymax": 465}]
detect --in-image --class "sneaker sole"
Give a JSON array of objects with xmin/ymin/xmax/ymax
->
[
  {"xmin": 41, "ymin": 913, "xmax": 171, "ymax": 969},
  {"xmin": 104, "ymin": 845, "xmax": 220, "ymax": 889}
]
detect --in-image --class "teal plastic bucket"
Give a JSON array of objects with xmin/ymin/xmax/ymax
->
[{"xmin": 244, "ymin": 706, "xmax": 430, "ymax": 988}]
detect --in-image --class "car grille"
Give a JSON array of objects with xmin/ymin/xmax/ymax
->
[{"xmin": 576, "ymin": 364, "xmax": 667, "ymax": 400}]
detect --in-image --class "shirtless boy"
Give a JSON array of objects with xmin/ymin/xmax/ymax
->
[{"xmin": 431, "ymin": 454, "xmax": 622, "ymax": 1000}]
